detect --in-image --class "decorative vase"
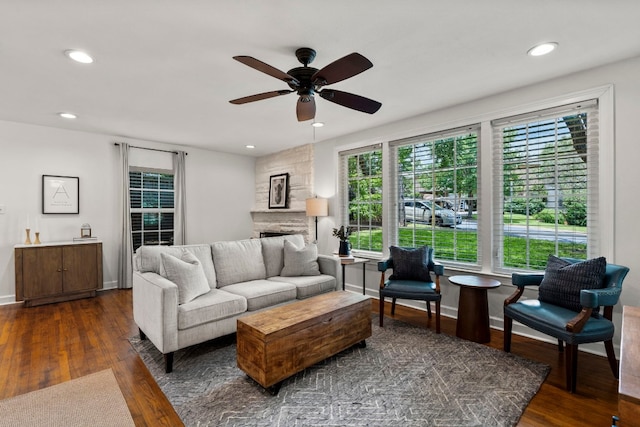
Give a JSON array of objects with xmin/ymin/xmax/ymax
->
[{"xmin": 338, "ymin": 240, "xmax": 351, "ymax": 257}]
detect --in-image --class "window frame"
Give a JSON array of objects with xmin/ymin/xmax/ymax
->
[
  {"xmin": 334, "ymin": 85, "xmax": 614, "ymax": 273},
  {"xmin": 129, "ymin": 167, "xmax": 175, "ymax": 251}
]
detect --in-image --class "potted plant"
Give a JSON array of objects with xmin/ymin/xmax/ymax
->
[{"xmin": 332, "ymin": 225, "xmax": 354, "ymax": 256}]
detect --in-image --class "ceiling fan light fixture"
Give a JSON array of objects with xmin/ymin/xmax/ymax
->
[
  {"xmin": 527, "ymin": 42, "xmax": 558, "ymax": 57},
  {"xmin": 311, "ymin": 122, "xmax": 324, "ymax": 128},
  {"xmin": 58, "ymin": 112, "xmax": 77, "ymax": 119},
  {"xmin": 64, "ymin": 49, "xmax": 94, "ymax": 64},
  {"xmin": 245, "ymin": 145, "xmax": 255, "ymax": 149}
]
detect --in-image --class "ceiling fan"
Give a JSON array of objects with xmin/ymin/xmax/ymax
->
[{"xmin": 229, "ymin": 47, "xmax": 382, "ymax": 122}]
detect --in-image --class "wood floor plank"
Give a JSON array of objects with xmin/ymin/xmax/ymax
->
[{"xmin": 0, "ymin": 290, "xmax": 621, "ymax": 426}]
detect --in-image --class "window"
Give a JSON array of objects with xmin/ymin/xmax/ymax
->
[
  {"xmin": 492, "ymin": 100, "xmax": 598, "ymax": 272},
  {"xmin": 129, "ymin": 170, "xmax": 174, "ymax": 251},
  {"xmin": 339, "ymin": 145, "xmax": 383, "ymax": 253},
  {"xmin": 391, "ymin": 127, "xmax": 479, "ymax": 265}
]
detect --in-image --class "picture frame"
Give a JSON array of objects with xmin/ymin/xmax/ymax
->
[
  {"xmin": 268, "ymin": 173, "xmax": 289, "ymax": 209},
  {"xmin": 42, "ymin": 175, "xmax": 79, "ymax": 214}
]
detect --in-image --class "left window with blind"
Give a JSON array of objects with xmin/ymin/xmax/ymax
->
[{"xmin": 129, "ymin": 170, "xmax": 174, "ymax": 251}]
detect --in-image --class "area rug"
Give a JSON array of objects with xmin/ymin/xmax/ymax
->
[
  {"xmin": 0, "ymin": 369, "xmax": 135, "ymax": 427},
  {"xmin": 130, "ymin": 318, "xmax": 549, "ymax": 427}
]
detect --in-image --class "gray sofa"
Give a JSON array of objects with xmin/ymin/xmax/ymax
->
[{"xmin": 132, "ymin": 234, "xmax": 340, "ymax": 372}]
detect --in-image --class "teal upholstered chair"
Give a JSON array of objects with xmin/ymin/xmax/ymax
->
[
  {"xmin": 378, "ymin": 246, "xmax": 444, "ymax": 333},
  {"xmin": 503, "ymin": 257, "xmax": 629, "ymax": 393}
]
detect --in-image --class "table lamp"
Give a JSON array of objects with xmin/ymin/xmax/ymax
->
[{"xmin": 305, "ymin": 197, "xmax": 328, "ymax": 242}]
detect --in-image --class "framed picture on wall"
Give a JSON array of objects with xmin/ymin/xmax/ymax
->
[
  {"xmin": 42, "ymin": 175, "xmax": 79, "ymax": 214},
  {"xmin": 268, "ymin": 173, "xmax": 289, "ymax": 209}
]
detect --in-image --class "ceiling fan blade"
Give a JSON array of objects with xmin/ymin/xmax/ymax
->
[
  {"xmin": 319, "ymin": 89, "xmax": 382, "ymax": 114},
  {"xmin": 229, "ymin": 90, "xmax": 293, "ymax": 105},
  {"xmin": 312, "ymin": 53, "xmax": 373, "ymax": 86},
  {"xmin": 233, "ymin": 56, "xmax": 299, "ymax": 85},
  {"xmin": 296, "ymin": 96, "xmax": 316, "ymax": 122}
]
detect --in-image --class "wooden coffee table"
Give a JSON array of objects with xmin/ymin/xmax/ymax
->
[
  {"xmin": 449, "ymin": 275, "xmax": 501, "ymax": 343},
  {"xmin": 236, "ymin": 291, "xmax": 371, "ymax": 394}
]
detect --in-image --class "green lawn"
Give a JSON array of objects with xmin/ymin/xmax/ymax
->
[{"xmin": 351, "ymin": 220, "xmax": 586, "ymax": 271}]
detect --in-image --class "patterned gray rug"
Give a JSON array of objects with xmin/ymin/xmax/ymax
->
[{"xmin": 130, "ymin": 318, "xmax": 549, "ymax": 427}]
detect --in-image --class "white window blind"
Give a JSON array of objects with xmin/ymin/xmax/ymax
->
[
  {"xmin": 338, "ymin": 144, "xmax": 383, "ymax": 254},
  {"xmin": 390, "ymin": 125, "xmax": 480, "ymax": 266},
  {"xmin": 492, "ymin": 100, "xmax": 598, "ymax": 272}
]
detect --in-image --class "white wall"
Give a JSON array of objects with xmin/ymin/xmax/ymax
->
[
  {"xmin": 0, "ymin": 120, "xmax": 255, "ymax": 303},
  {"xmin": 314, "ymin": 55, "xmax": 640, "ymax": 355}
]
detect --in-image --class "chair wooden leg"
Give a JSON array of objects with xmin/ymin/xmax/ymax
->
[
  {"xmin": 604, "ymin": 339, "xmax": 619, "ymax": 379},
  {"xmin": 557, "ymin": 339, "xmax": 564, "ymax": 352},
  {"xmin": 391, "ymin": 298, "xmax": 397, "ymax": 315},
  {"xmin": 379, "ymin": 296, "xmax": 385, "ymax": 327},
  {"xmin": 503, "ymin": 315, "xmax": 513, "ymax": 352},
  {"xmin": 426, "ymin": 301, "xmax": 432, "ymax": 318},
  {"xmin": 435, "ymin": 301, "xmax": 441, "ymax": 334},
  {"xmin": 565, "ymin": 344, "xmax": 578, "ymax": 393}
]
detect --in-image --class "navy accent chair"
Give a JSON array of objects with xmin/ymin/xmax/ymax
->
[
  {"xmin": 503, "ymin": 258, "xmax": 629, "ymax": 393},
  {"xmin": 377, "ymin": 249, "xmax": 444, "ymax": 333}
]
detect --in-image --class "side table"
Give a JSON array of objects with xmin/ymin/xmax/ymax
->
[
  {"xmin": 449, "ymin": 275, "xmax": 501, "ymax": 343},
  {"xmin": 338, "ymin": 257, "xmax": 369, "ymax": 294}
]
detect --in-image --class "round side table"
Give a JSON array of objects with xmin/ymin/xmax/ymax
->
[{"xmin": 449, "ymin": 275, "xmax": 501, "ymax": 343}]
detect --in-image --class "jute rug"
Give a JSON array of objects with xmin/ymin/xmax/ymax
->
[
  {"xmin": 131, "ymin": 318, "xmax": 549, "ymax": 427},
  {"xmin": 0, "ymin": 368, "xmax": 135, "ymax": 427}
]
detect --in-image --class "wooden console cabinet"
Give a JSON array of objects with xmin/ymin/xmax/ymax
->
[{"xmin": 15, "ymin": 241, "xmax": 103, "ymax": 307}]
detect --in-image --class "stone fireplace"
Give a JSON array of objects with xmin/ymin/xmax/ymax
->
[{"xmin": 252, "ymin": 144, "xmax": 315, "ymax": 242}]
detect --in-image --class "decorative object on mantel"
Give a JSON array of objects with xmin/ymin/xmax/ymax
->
[
  {"xmin": 268, "ymin": 173, "xmax": 289, "ymax": 209},
  {"xmin": 305, "ymin": 197, "xmax": 328, "ymax": 241},
  {"xmin": 81, "ymin": 223, "xmax": 92, "ymax": 238},
  {"xmin": 42, "ymin": 175, "xmax": 79, "ymax": 214},
  {"xmin": 333, "ymin": 225, "xmax": 354, "ymax": 257}
]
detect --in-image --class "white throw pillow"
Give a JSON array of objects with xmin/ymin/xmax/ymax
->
[
  {"xmin": 280, "ymin": 240, "xmax": 321, "ymax": 277},
  {"xmin": 160, "ymin": 252, "xmax": 211, "ymax": 304}
]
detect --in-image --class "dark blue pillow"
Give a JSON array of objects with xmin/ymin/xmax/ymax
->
[
  {"xmin": 538, "ymin": 255, "xmax": 606, "ymax": 313},
  {"xmin": 389, "ymin": 246, "xmax": 432, "ymax": 282}
]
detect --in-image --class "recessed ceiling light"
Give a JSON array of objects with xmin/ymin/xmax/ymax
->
[
  {"xmin": 58, "ymin": 112, "xmax": 77, "ymax": 119},
  {"xmin": 311, "ymin": 122, "xmax": 324, "ymax": 128},
  {"xmin": 527, "ymin": 42, "xmax": 558, "ymax": 57},
  {"xmin": 245, "ymin": 145, "xmax": 255, "ymax": 149},
  {"xmin": 64, "ymin": 49, "xmax": 94, "ymax": 64}
]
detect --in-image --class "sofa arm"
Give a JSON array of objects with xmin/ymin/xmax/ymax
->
[
  {"xmin": 132, "ymin": 271, "xmax": 180, "ymax": 354},
  {"xmin": 317, "ymin": 254, "xmax": 340, "ymax": 290}
]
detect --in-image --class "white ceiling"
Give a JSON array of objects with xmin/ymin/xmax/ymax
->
[{"xmin": 2, "ymin": 1, "xmax": 640, "ymax": 157}]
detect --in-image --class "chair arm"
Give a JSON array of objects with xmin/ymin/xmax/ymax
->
[
  {"xmin": 432, "ymin": 262, "xmax": 444, "ymax": 276},
  {"xmin": 566, "ymin": 308, "xmax": 593, "ymax": 333},
  {"xmin": 511, "ymin": 272, "xmax": 544, "ymax": 287},
  {"xmin": 378, "ymin": 258, "xmax": 392, "ymax": 272},
  {"xmin": 132, "ymin": 271, "xmax": 179, "ymax": 354},
  {"xmin": 580, "ymin": 287, "xmax": 622, "ymax": 309}
]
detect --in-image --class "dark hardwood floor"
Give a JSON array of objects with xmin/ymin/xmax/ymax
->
[{"xmin": 0, "ymin": 290, "xmax": 620, "ymax": 426}]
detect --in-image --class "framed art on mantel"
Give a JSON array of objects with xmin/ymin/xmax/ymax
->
[
  {"xmin": 268, "ymin": 173, "xmax": 289, "ymax": 209},
  {"xmin": 42, "ymin": 175, "xmax": 79, "ymax": 214}
]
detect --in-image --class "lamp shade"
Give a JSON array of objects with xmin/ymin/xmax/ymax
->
[{"xmin": 306, "ymin": 198, "xmax": 328, "ymax": 217}]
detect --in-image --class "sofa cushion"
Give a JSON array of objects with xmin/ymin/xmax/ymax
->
[
  {"xmin": 177, "ymin": 289, "xmax": 247, "ymax": 330},
  {"xmin": 211, "ymin": 239, "xmax": 267, "ymax": 287},
  {"xmin": 160, "ymin": 252, "xmax": 211, "ymax": 305},
  {"xmin": 281, "ymin": 240, "xmax": 321, "ymax": 277},
  {"xmin": 268, "ymin": 275, "xmax": 336, "ymax": 299},
  {"xmin": 261, "ymin": 234, "xmax": 305, "ymax": 277},
  {"xmin": 222, "ymin": 279, "xmax": 297, "ymax": 311},
  {"xmin": 137, "ymin": 244, "xmax": 217, "ymax": 288},
  {"xmin": 538, "ymin": 255, "xmax": 607, "ymax": 313},
  {"xmin": 389, "ymin": 245, "xmax": 432, "ymax": 282}
]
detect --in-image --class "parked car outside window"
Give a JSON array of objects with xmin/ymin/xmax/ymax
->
[{"xmin": 403, "ymin": 200, "xmax": 462, "ymax": 226}]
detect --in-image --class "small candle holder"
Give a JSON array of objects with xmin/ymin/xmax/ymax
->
[
  {"xmin": 24, "ymin": 228, "xmax": 32, "ymax": 245},
  {"xmin": 34, "ymin": 232, "xmax": 41, "ymax": 245}
]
